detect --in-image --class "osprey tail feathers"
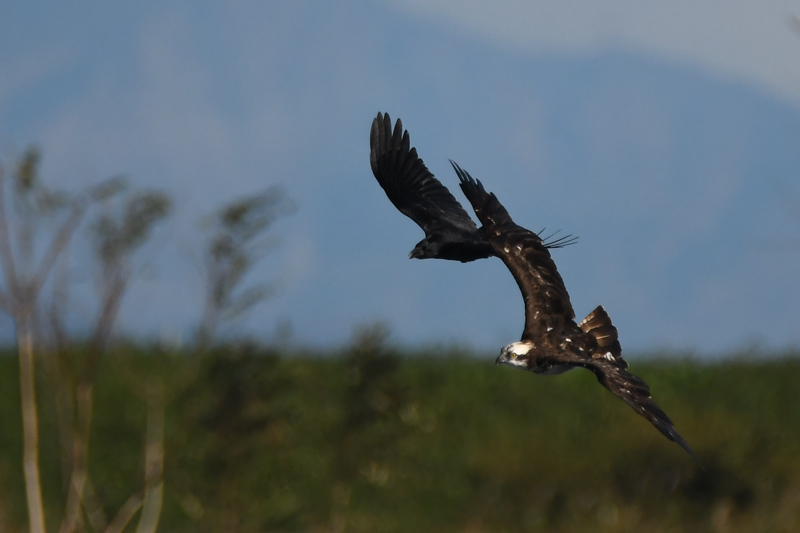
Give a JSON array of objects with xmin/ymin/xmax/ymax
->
[{"xmin": 579, "ymin": 306, "xmax": 625, "ymax": 368}]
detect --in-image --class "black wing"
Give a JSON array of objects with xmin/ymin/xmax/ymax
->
[
  {"xmin": 454, "ymin": 161, "xmax": 576, "ymax": 339},
  {"xmin": 370, "ymin": 113, "xmax": 479, "ymax": 236},
  {"xmin": 587, "ymin": 358, "xmax": 695, "ymax": 457}
]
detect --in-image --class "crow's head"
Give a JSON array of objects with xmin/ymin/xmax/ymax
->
[
  {"xmin": 409, "ymin": 238, "xmax": 433, "ymax": 259},
  {"xmin": 409, "ymin": 235, "xmax": 446, "ymax": 260}
]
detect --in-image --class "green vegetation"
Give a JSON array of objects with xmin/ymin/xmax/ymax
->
[
  {"xmin": 1, "ymin": 339, "xmax": 798, "ymax": 532},
  {"xmin": 0, "ymin": 146, "xmax": 294, "ymax": 532}
]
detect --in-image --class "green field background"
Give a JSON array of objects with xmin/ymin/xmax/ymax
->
[{"xmin": 1, "ymin": 341, "xmax": 799, "ymax": 532}]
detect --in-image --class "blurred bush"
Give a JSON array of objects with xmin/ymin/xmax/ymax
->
[{"xmin": 2, "ymin": 345, "xmax": 800, "ymax": 531}]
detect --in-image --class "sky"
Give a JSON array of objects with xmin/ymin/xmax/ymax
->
[{"xmin": 1, "ymin": 1, "xmax": 800, "ymax": 355}]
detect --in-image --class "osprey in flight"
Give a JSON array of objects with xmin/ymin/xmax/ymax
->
[
  {"xmin": 369, "ymin": 112, "xmax": 575, "ymax": 262},
  {"xmin": 454, "ymin": 163, "xmax": 693, "ymax": 457},
  {"xmin": 369, "ymin": 112, "xmax": 693, "ymax": 456}
]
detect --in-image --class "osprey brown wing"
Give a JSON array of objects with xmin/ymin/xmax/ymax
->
[
  {"xmin": 529, "ymin": 346, "xmax": 694, "ymax": 456},
  {"xmin": 588, "ymin": 358, "xmax": 695, "ymax": 456},
  {"xmin": 454, "ymin": 161, "xmax": 576, "ymax": 339}
]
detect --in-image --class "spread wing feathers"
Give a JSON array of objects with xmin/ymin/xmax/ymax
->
[
  {"xmin": 454, "ymin": 161, "xmax": 576, "ymax": 336},
  {"xmin": 537, "ymin": 229, "xmax": 579, "ymax": 249},
  {"xmin": 587, "ymin": 359, "xmax": 695, "ymax": 457},
  {"xmin": 370, "ymin": 113, "xmax": 478, "ymax": 236},
  {"xmin": 579, "ymin": 305, "xmax": 626, "ymax": 369}
]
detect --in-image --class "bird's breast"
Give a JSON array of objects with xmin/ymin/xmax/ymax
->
[{"xmin": 533, "ymin": 363, "xmax": 576, "ymax": 376}]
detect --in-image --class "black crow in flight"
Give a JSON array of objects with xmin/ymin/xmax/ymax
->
[
  {"xmin": 452, "ymin": 162, "xmax": 694, "ymax": 457},
  {"xmin": 369, "ymin": 112, "xmax": 574, "ymax": 262}
]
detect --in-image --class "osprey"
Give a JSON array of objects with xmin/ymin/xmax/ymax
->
[
  {"xmin": 369, "ymin": 112, "xmax": 575, "ymax": 261},
  {"xmin": 453, "ymin": 162, "xmax": 694, "ymax": 457}
]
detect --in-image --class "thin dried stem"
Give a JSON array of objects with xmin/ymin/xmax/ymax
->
[
  {"xmin": 105, "ymin": 494, "xmax": 143, "ymax": 533},
  {"xmin": 31, "ymin": 204, "xmax": 85, "ymax": 302},
  {"xmin": 135, "ymin": 379, "xmax": 165, "ymax": 533},
  {"xmin": 18, "ymin": 311, "xmax": 46, "ymax": 533},
  {"xmin": 59, "ymin": 383, "xmax": 93, "ymax": 533},
  {"xmin": 81, "ymin": 477, "xmax": 109, "ymax": 532}
]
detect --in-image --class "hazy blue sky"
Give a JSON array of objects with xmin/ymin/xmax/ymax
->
[{"xmin": 2, "ymin": 1, "xmax": 800, "ymax": 355}]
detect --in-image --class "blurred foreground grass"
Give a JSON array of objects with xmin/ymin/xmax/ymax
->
[{"xmin": 1, "ymin": 341, "xmax": 799, "ymax": 532}]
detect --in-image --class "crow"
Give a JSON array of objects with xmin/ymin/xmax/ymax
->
[{"xmin": 369, "ymin": 112, "xmax": 574, "ymax": 262}]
